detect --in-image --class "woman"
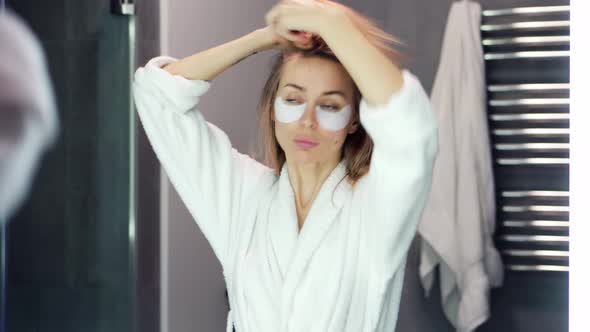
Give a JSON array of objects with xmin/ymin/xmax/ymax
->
[{"xmin": 133, "ymin": 0, "xmax": 438, "ymax": 331}]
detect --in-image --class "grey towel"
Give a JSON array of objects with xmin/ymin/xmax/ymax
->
[{"xmin": 417, "ymin": 1, "xmax": 504, "ymax": 332}]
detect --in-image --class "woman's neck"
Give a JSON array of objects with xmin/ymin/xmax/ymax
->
[{"xmin": 286, "ymin": 157, "xmax": 340, "ymax": 210}]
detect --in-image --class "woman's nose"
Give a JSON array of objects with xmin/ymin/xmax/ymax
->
[{"xmin": 299, "ymin": 104, "xmax": 318, "ymax": 129}]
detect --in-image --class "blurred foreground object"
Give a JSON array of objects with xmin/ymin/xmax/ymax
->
[{"xmin": 0, "ymin": 9, "xmax": 58, "ymax": 222}]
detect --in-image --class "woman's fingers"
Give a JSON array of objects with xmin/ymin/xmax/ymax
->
[
  {"xmin": 265, "ymin": 1, "xmax": 314, "ymax": 50},
  {"xmin": 280, "ymin": 28, "xmax": 314, "ymax": 49},
  {"xmin": 277, "ymin": 29, "xmax": 312, "ymax": 49},
  {"xmin": 271, "ymin": 17, "xmax": 311, "ymax": 44},
  {"xmin": 265, "ymin": 3, "xmax": 282, "ymax": 27},
  {"xmin": 273, "ymin": 22, "xmax": 298, "ymax": 43}
]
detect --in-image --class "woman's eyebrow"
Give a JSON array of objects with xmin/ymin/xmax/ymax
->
[{"xmin": 283, "ymin": 83, "xmax": 346, "ymax": 98}]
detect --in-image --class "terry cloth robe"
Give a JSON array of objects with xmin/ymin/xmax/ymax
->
[
  {"xmin": 417, "ymin": 1, "xmax": 504, "ymax": 332},
  {"xmin": 133, "ymin": 55, "xmax": 438, "ymax": 332},
  {"xmin": 0, "ymin": 10, "xmax": 58, "ymax": 221}
]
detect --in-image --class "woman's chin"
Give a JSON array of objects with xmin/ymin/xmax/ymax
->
[{"xmin": 289, "ymin": 150, "xmax": 330, "ymax": 165}]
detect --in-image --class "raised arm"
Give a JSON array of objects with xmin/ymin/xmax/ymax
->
[
  {"xmin": 358, "ymin": 71, "xmax": 438, "ymax": 276},
  {"xmin": 132, "ymin": 28, "xmax": 280, "ymax": 268},
  {"xmin": 162, "ymin": 28, "xmax": 274, "ymax": 81},
  {"xmin": 162, "ymin": 25, "xmax": 304, "ymax": 81},
  {"xmin": 313, "ymin": 9, "xmax": 437, "ymax": 275}
]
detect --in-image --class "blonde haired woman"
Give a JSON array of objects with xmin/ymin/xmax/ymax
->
[{"xmin": 133, "ymin": 1, "xmax": 438, "ymax": 331}]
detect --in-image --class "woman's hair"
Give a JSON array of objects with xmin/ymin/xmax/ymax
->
[{"xmin": 255, "ymin": 0, "xmax": 405, "ymax": 188}]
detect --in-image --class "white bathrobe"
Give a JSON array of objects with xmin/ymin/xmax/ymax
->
[
  {"xmin": 133, "ymin": 56, "xmax": 438, "ymax": 332},
  {"xmin": 418, "ymin": 1, "xmax": 504, "ymax": 332}
]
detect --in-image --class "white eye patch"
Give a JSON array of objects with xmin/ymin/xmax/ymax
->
[
  {"xmin": 315, "ymin": 104, "xmax": 352, "ymax": 131},
  {"xmin": 274, "ymin": 96, "xmax": 352, "ymax": 131},
  {"xmin": 274, "ymin": 96, "xmax": 306, "ymax": 123}
]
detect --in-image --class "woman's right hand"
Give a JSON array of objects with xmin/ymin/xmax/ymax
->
[{"xmin": 256, "ymin": 25, "xmax": 314, "ymax": 51}]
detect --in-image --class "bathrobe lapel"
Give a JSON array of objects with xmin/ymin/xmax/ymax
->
[
  {"xmin": 267, "ymin": 160, "xmax": 349, "ymax": 328},
  {"xmin": 266, "ymin": 168, "xmax": 299, "ymax": 282}
]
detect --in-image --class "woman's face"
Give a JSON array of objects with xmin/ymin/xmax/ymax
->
[{"xmin": 273, "ymin": 56, "xmax": 358, "ymax": 166}]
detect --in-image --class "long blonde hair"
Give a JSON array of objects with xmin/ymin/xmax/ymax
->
[{"xmin": 256, "ymin": 0, "xmax": 405, "ymax": 187}]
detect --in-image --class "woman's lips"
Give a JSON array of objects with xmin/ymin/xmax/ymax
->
[{"xmin": 294, "ymin": 138, "xmax": 318, "ymax": 150}]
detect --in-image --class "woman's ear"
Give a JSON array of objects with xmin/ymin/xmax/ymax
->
[{"xmin": 348, "ymin": 120, "xmax": 359, "ymax": 134}]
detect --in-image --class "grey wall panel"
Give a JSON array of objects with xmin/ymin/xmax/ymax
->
[{"xmin": 135, "ymin": 0, "xmax": 162, "ymax": 331}]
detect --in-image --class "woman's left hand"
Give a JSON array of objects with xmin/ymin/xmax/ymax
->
[{"xmin": 264, "ymin": 0, "xmax": 348, "ymax": 49}]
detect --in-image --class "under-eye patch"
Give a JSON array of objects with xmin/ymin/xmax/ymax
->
[
  {"xmin": 315, "ymin": 104, "xmax": 352, "ymax": 131},
  {"xmin": 274, "ymin": 96, "xmax": 306, "ymax": 123},
  {"xmin": 274, "ymin": 96, "xmax": 352, "ymax": 131}
]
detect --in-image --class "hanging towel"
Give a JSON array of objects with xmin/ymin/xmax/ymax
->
[
  {"xmin": 0, "ymin": 10, "xmax": 59, "ymax": 221},
  {"xmin": 417, "ymin": 1, "xmax": 504, "ymax": 332}
]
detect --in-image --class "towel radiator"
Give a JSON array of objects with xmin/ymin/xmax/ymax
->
[{"xmin": 481, "ymin": 5, "xmax": 570, "ymax": 273}]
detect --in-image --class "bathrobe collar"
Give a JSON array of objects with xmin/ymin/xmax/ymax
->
[
  {"xmin": 269, "ymin": 159, "xmax": 348, "ymax": 280},
  {"xmin": 267, "ymin": 158, "xmax": 349, "ymax": 326}
]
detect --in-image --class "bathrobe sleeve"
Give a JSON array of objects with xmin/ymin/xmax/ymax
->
[
  {"xmin": 132, "ymin": 56, "xmax": 273, "ymax": 268},
  {"xmin": 359, "ymin": 69, "xmax": 438, "ymax": 277}
]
